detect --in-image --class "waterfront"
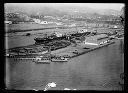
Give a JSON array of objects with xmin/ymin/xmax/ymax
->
[
  {"xmin": 5, "ymin": 3, "xmax": 124, "ymax": 90},
  {"xmin": 5, "ymin": 26, "xmax": 123, "ymax": 49},
  {"xmin": 6, "ymin": 39, "xmax": 124, "ymax": 90}
]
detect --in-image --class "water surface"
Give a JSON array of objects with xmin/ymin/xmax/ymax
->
[{"xmin": 6, "ymin": 39, "xmax": 124, "ymax": 90}]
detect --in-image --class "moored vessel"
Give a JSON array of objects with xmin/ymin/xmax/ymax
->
[
  {"xmin": 33, "ymin": 56, "xmax": 51, "ymax": 64},
  {"xmin": 34, "ymin": 32, "xmax": 67, "ymax": 43},
  {"xmin": 51, "ymin": 56, "xmax": 69, "ymax": 62}
]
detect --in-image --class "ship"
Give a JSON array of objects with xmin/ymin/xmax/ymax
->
[
  {"xmin": 34, "ymin": 32, "xmax": 67, "ymax": 43},
  {"xmin": 34, "ymin": 30, "xmax": 93, "ymax": 44},
  {"xmin": 33, "ymin": 56, "xmax": 51, "ymax": 64},
  {"xmin": 51, "ymin": 56, "xmax": 69, "ymax": 62}
]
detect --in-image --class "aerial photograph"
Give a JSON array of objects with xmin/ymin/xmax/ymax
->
[{"xmin": 5, "ymin": 3, "xmax": 124, "ymax": 90}]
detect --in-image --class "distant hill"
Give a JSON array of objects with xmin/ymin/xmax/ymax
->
[
  {"xmin": 97, "ymin": 9, "xmax": 120, "ymax": 16},
  {"xmin": 5, "ymin": 4, "xmax": 121, "ymax": 17}
]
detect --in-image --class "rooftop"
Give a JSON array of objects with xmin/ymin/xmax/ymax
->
[{"xmin": 86, "ymin": 34, "xmax": 108, "ymax": 40}]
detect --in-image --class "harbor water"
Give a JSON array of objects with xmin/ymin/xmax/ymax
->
[{"xmin": 5, "ymin": 38, "xmax": 124, "ymax": 90}]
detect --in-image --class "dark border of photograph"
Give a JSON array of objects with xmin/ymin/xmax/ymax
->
[{"xmin": 1, "ymin": 1, "xmax": 127, "ymax": 93}]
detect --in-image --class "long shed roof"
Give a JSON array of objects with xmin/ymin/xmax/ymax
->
[{"xmin": 86, "ymin": 34, "xmax": 108, "ymax": 40}]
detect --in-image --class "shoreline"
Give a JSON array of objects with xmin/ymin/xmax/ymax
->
[
  {"xmin": 6, "ymin": 26, "xmax": 68, "ymax": 33},
  {"xmin": 5, "ymin": 23, "xmax": 123, "ymax": 33}
]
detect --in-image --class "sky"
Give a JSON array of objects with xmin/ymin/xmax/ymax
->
[{"xmin": 5, "ymin": 3, "xmax": 125, "ymax": 11}]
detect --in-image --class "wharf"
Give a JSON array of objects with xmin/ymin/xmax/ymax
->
[
  {"xmin": 7, "ymin": 41, "xmax": 115, "ymax": 61},
  {"xmin": 6, "ymin": 32, "xmax": 120, "ymax": 60},
  {"xmin": 70, "ymin": 41, "xmax": 115, "ymax": 59}
]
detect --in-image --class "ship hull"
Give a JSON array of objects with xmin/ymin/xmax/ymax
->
[
  {"xmin": 34, "ymin": 36, "xmax": 67, "ymax": 43},
  {"xmin": 51, "ymin": 58, "xmax": 69, "ymax": 62}
]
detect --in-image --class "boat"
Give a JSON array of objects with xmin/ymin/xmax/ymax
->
[
  {"xmin": 33, "ymin": 57, "xmax": 51, "ymax": 64},
  {"xmin": 51, "ymin": 56, "xmax": 69, "ymax": 62},
  {"xmin": 25, "ymin": 33, "xmax": 31, "ymax": 36},
  {"xmin": 34, "ymin": 32, "xmax": 67, "ymax": 43}
]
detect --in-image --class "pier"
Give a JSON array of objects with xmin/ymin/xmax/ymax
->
[{"xmin": 70, "ymin": 41, "xmax": 115, "ymax": 59}]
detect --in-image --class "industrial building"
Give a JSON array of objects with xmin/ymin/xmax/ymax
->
[{"xmin": 84, "ymin": 34, "xmax": 109, "ymax": 45}]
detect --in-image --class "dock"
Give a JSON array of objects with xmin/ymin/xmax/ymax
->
[{"xmin": 70, "ymin": 41, "xmax": 115, "ymax": 59}]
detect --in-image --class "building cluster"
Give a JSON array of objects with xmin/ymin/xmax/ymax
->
[
  {"xmin": 5, "ymin": 11, "xmax": 122, "ymax": 26},
  {"xmin": 32, "ymin": 18, "xmax": 63, "ymax": 25}
]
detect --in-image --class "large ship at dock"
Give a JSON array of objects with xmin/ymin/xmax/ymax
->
[
  {"xmin": 34, "ymin": 32, "xmax": 67, "ymax": 43},
  {"xmin": 34, "ymin": 30, "xmax": 93, "ymax": 44}
]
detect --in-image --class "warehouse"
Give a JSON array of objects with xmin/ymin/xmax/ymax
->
[{"xmin": 84, "ymin": 34, "xmax": 109, "ymax": 45}]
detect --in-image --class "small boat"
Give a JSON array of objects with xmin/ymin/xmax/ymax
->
[
  {"xmin": 51, "ymin": 56, "xmax": 69, "ymax": 62},
  {"xmin": 33, "ymin": 57, "xmax": 51, "ymax": 64},
  {"xmin": 26, "ymin": 33, "xmax": 31, "ymax": 36}
]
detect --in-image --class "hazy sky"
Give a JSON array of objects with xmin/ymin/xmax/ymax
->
[{"xmin": 5, "ymin": 3, "xmax": 125, "ymax": 11}]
